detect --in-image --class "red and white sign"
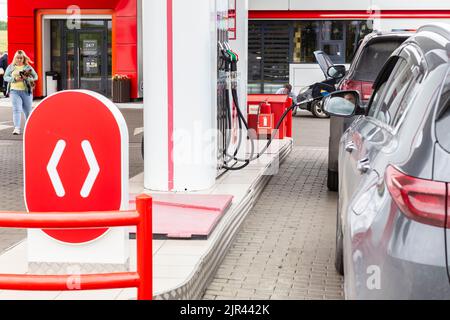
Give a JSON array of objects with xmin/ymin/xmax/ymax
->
[
  {"xmin": 24, "ymin": 90, "xmax": 129, "ymax": 246},
  {"xmin": 257, "ymin": 114, "xmax": 274, "ymax": 135}
]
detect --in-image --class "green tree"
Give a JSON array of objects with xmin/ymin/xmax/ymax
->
[{"xmin": 0, "ymin": 21, "xmax": 7, "ymax": 31}]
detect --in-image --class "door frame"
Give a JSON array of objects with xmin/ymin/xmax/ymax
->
[
  {"xmin": 37, "ymin": 10, "xmax": 114, "ymax": 97},
  {"xmin": 58, "ymin": 25, "xmax": 110, "ymax": 95}
]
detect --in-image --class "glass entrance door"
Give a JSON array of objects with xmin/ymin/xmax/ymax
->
[
  {"xmin": 76, "ymin": 30, "xmax": 108, "ymax": 95},
  {"xmin": 51, "ymin": 20, "xmax": 112, "ymax": 97}
]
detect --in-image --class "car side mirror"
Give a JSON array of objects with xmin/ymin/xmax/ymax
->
[
  {"xmin": 323, "ymin": 90, "xmax": 361, "ymax": 117},
  {"xmin": 327, "ymin": 65, "xmax": 346, "ymax": 79}
]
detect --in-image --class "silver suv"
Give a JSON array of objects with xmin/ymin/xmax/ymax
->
[{"xmin": 324, "ymin": 23, "xmax": 450, "ymax": 299}]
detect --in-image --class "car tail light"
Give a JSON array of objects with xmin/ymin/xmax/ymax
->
[
  {"xmin": 340, "ymin": 80, "xmax": 374, "ymax": 102},
  {"xmin": 386, "ymin": 165, "xmax": 448, "ymax": 228},
  {"xmin": 360, "ymin": 82, "xmax": 374, "ymax": 102},
  {"xmin": 340, "ymin": 79, "xmax": 361, "ymax": 92}
]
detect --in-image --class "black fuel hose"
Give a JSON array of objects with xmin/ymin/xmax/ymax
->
[
  {"xmin": 220, "ymin": 54, "xmax": 300, "ymax": 171},
  {"xmin": 223, "ymin": 87, "xmax": 242, "ymax": 163},
  {"xmin": 222, "ymin": 89, "xmax": 254, "ymax": 171},
  {"xmin": 223, "ymin": 103, "xmax": 243, "ymax": 163}
]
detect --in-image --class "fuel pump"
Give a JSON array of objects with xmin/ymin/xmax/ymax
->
[
  {"xmin": 218, "ymin": 43, "xmax": 297, "ymax": 171},
  {"xmin": 216, "ymin": 4, "xmax": 252, "ymax": 173},
  {"xmin": 217, "ymin": 43, "xmax": 253, "ymax": 171}
]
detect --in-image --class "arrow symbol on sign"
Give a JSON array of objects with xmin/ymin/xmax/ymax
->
[
  {"xmin": 80, "ymin": 140, "xmax": 100, "ymax": 198},
  {"xmin": 47, "ymin": 140, "xmax": 100, "ymax": 198},
  {"xmin": 47, "ymin": 140, "xmax": 67, "ymax": 198}
]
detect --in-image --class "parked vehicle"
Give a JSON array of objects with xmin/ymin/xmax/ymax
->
[
  {"xmin": 295, "ymin": 51, "xmax": 346, "ymax": 118},
  {"xmin": 323, "ymin": 23, "xmax": 450, "ymax": 299},
  {"xmin": 327, "ymin": 31, "xmax": 412, "ymax": 191}
]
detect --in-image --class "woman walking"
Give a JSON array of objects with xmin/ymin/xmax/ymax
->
[{"xmin": 4, "ymin": 50, "xmax": 38, "ymax": 135}]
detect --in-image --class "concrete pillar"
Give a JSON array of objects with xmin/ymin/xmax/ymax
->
[{"xmin": 143, "ymin": 0, "xmax": 222, "ymax": 192}]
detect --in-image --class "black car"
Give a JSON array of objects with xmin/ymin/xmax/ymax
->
[{"xmin": 295, "ymin": 51, "xmax": 346, "ymax": 118}]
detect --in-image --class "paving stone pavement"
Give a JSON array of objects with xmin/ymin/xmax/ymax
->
[
  {"xmin": 203, "ymin": 146, "xmax": 344, "ymax": 300},
  {"xmin": 0, "ymin": 140, "xmax": 27, "ymax": 253},
  {"xmin": 0, "ymin": 106, "xmax": 341, "ymax": 299}
]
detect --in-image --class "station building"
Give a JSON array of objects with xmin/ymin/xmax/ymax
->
[
  {"xmin": 7, "ymin": 0, "xmax": 141, "ymax": 99},
  {"xmin": 248, "ymin": 0, "xmax": 450, "ymax": 93},
  {"xmin": 7, "ymin": 0, "xmax": 450, "ymax": 99}
]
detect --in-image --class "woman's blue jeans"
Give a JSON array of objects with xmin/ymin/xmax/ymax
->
[{"xmin": 10, "ymin": 90, "xmax": 33, "ymax": 129}]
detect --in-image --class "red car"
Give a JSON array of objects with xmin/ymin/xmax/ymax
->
[{"xmin": 327, "ymin": 31, "xmax": 413, "ymax": 191}]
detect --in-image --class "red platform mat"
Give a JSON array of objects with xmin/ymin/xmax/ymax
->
[{"xmin": 129, "ymin": 194, "xmax": 233, "ymax": 239}]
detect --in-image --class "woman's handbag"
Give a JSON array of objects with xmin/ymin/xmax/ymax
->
[{"xmin": 20, "ymin": 69, "xmax": 36, "ymax": 93}]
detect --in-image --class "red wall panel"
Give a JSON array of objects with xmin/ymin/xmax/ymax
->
[
  {"xmin": 116, "ymin": 0, "xmax": 138, "ymax": 16},
  {"xmin": 115, "ymin": 44, "xmax": 137, "ymax": 72},
  {"xmin": 7, "ymin": 18, "xmax": 35, "ymax": 47},
  {"xmin": 8, "ymin": 0, "xmax": 122, "ymax": 17},
  {"xmin": 116, "ymin": 16, "xmax": 138, "ymax": 44}
]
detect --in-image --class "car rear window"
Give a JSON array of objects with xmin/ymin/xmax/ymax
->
[{"xmin": 353, "ymin": 40, "xmax": 405, "ymax": 82}]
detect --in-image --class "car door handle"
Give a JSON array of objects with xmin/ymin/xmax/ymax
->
[
  {"xmin": 357, "ymin": 158, "xmax": 371, "ymax": 174},
  {"xmin": 345, "ymin": 141, "xmax": 357, "ymax": 153}
]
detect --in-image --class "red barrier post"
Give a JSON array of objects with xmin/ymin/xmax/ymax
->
[
  {"xmin": 136, "ymin": 194, "xmax": 153, "ymax": 300},
  {"xmin": 0, "ymin": 194, "xmax": 153, "ymax": 300},
  {"xmin": 286, "ymin": 97, "xmax": 293, "ymax": 138}
]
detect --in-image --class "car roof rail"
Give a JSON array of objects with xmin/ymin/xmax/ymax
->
[{"xmin": 418, "ymin": 23, "xmax": 450, "ymax": 41}]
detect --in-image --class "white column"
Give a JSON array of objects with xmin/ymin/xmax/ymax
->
[
  {"xmin": 143, "ymin": 0, "xmax": 169, "ymax": 191},
  {"xmin": 143, "ymin": 0, "xmax": 218, "ymax": 192}
]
